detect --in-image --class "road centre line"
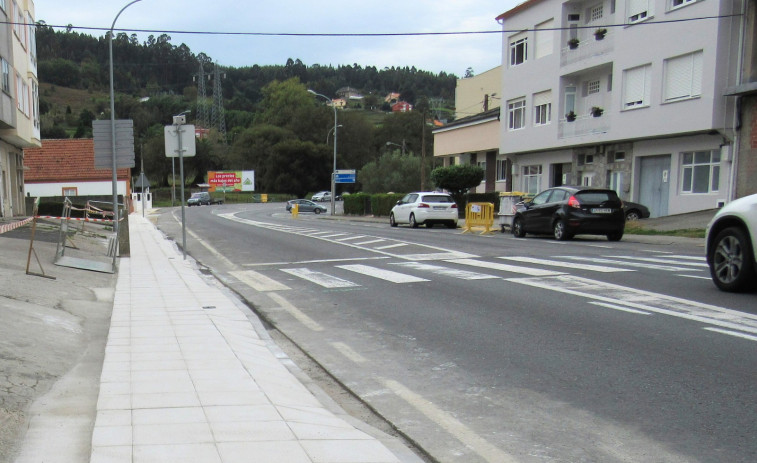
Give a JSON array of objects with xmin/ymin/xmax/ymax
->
[
  {"xmin": 589, "ymin": 301, "xmax": 652, "ymax": 315},
  {"xmin": 380, "ymin": 378, "xmax": 517, "ymax": 463},
  {"xmin": 446, "ymin": 258, "xmax": 565, "ymax": 277},
  {"xmin": 499, "ymin": 256, "xmax": 634, "ymax": 273},
  {"xmin": 267, "ymin": 292, "xmax": 323, "ymax": 332},
  {"xmin": 703, "ymin": 327, "xmax": 757, "ymax": 342},
  {"xmin": 243, "ymin": 256, "xmax": 390, "ymax": 267},
  {"xmin": 507, "ymin": 275, "xmax": 757, "ymax": 334}
]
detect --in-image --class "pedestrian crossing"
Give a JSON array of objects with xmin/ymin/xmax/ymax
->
[{"xmin": 238, "ymin": 253, "xmax": 707, "ymax": 291}]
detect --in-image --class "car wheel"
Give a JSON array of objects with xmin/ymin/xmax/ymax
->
[
  {"xmin": 409, "ymin": 214, "xmax": 419, "ymax": 228},
  {"xmin": 446, "ymin": 221, "xmax": 457, "ymax": 229},
  {"xmin": 314, "ymin": 208, "xmax": 322, "ymax": 214},
  {"xmin": 709, "ymin": 227, "xmax": 756, "ymax": 292},
  {"xmin": 625, "ymin": 210, "xmax": 641, "ymax": 221},
  {"xmin": 553, "ymin": 220, "xmax": 571, "ymax": 241},
  {"xmin": 512, "ymin": 217, "xmax": 526, "ymax": 237},
  {"xmin": 390, "ymin": 213, "xmax": 398, "ymax": 227},
  {"xmin": 607, "ymin": 231, "xmax": 623, "ymax": 241}
]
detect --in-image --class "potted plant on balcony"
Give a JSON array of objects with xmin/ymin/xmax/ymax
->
[
  {"xmin": 566, "ymin": 111, "xmax": 577, "ymax": 122},
  {"xmin": 594, "ymin": 28, "xmax": 607, "ymax": 40},
  {"xmin": 591, "ymin": 106, "xmax": 604, "ymax": 117},
  {"xmin": 568, "ymin": 38, "xmax": 580, "ymax": 49}
]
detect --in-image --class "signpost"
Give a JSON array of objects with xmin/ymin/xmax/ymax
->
[
  {"xmin": 335, "ymin": 169, "xmax": 356, "ymax": 184},
  {"xmin": 165, "ymin": 115, "xmax": 196, "ymax": 259}
]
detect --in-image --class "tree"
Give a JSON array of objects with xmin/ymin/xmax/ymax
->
[
  {"xmin": 430, "ymin": 164, "xmax": 484, "ymax": 200},
  {"xmin": 358, "ymin": 151, "xmax": 422, "ymax": 194}
]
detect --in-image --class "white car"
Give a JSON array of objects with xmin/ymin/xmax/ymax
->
[
  {"xmin": 705, "ymin": 193, "xmax": 757, "ymax": 292},
  {"xmin": 312, "ymin": 191, "xmax": 331, "ymax": 202},
  {"xmin": 390, "ymin": 192, "xmax": 459, "ymax": 229}
]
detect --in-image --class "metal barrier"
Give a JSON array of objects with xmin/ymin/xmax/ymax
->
[
  {"xmin": 462, "ymin": 202, "xmax": 495, "ymax": 235},
  {"xmin": 51, "ymin": 198, "xmax": 117, "ymax": 273}
]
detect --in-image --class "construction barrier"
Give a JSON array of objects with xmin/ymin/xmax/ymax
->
[
  {"xmin": 0, "ymin": 217, "xmax": 33, "ymax": 234},
  {"xmin": 462, "ymin": 202, "xmax": 495, "ymax": 235}
]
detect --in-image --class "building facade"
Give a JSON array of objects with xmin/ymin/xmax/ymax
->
[
  {"xmin": 497, "ymin": 0, "xmax": 746, "ymax": 217},
  {"xmin": 0, "ymin": 0, "xmax": 40, "ymax": 217}
]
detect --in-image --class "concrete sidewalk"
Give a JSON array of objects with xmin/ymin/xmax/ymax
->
[{"xmin": 89, "ymin": 214, "xmax": 419, "ymax": 463}]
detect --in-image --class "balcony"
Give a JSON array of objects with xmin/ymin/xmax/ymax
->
[
  {"xmin": 558, "ymin": 112, "xmax": 610, "ymax": 139},
  {"xmin": 561, "ymin": 28, "xmax": 614, "ymax": 67}
]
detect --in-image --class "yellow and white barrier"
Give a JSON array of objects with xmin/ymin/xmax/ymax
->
[{"xmin": 462, "ymin": 202, "xmax": 495, "ymax": 235}]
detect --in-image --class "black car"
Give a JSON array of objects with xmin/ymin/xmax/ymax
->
[
  {"xmin": 623, "ymin": 201, "xmax": 650, "ymax": 221},
  {"xmin": 512, "ymin": 186, "xmax": 625, "ymax": 241}
]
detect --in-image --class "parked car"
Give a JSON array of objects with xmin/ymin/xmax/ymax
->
[
  {"xmin": 623, "ymin": 201, "xmax": 650, "ymax": 221},
  {"xmin": 286, "ymin": 199, "xmax": 328, "ymax": 214},
  {"xmin": 390, "ymin": 192, "xmax": 458, "ymax": 228},
  {"xmin": 512, "ymin": 186, "xmax": 625, "ymax": 241},
  {"xmin": 312, "ymin": 191, "xmax": 331, "ymax": 202},
  {"xmin": 188, "ymin": 192, "xmax": 210, "ymax": 206},
  {"xmin": 705, "ymin": 193, "xmax": 757, "ymax": 292}
]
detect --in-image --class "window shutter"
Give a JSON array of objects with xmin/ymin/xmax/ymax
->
[
  {"xmin": 582, "ymin": 81, "xmax": 589, "ymax": 97},
  {"xmin": 533, "ymin": 90, "xmax": 551, "ymax": 107},
  {"xmin": 623, "ymin": 66, "xmax": 645, "ymax": 106},
  {"xmin": 665, "ymin": 55, "xmax": 691, "ymax": 101},
  {"xmin": 535, "ymin": 19, "xmax": 554, "ymax": 59},
  {"xmin": 691, "ymin": 51, "xmax": 703, "ymax": 96},
  {"xmin": 628, "ymin": 0, "xmax": 648, "ymax": 19}
]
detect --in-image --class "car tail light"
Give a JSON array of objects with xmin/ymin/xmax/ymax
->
[
  {"xmin": 568, "ymin": 195, "xmax": 581, "ymax": 208},
  {"xmin": 417, "ymin": 203, "xmax": 430, "ymax": 208},
  {"xmin": 451, "ymin": 203, "xmax": 457, "ymax": 209}
]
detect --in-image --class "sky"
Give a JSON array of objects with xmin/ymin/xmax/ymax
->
[{"xmin": 32, "ymin": 0, "xmax": 521, "ymax": 77}]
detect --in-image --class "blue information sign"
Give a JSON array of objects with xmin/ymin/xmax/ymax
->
[{"xmin": 334, "ymin": 170, "xmax": 356, "ymax": 183}]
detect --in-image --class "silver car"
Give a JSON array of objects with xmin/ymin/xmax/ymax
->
[{"xmin": 705, "ymin": 193, "xmax": 757, "ymax": 292}]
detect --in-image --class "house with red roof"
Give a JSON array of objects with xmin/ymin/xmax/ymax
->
[
  {"xmin": 23, "ymin": 139, "xmax": 131, "ymax": 198},
  {"xmin": 391, "ymin": 101, "xmax": 413, "ymax": 113}
]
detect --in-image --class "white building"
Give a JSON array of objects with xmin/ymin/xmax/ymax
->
[{"xmin": 497, "ymin": 0, "xmax": 746, "ymax": 217}]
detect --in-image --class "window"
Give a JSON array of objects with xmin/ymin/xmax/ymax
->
[
  {"xmin": 535, "ymin": 19, "xmax": 554, "ymax": 59},
  {"xmin": 0, "ymin": 0, "xmax": 6, "ymax": 12},
  {"xmin": 589, "ymin": 4, "xmax": 604, "ymax": 22},
  {"xmin": 509, "ymin": 32, "xmax": 528, "ymax": 66},
  {"xmin": 32, "ymin": 80, "xmax": 39, "ymax": 129},
  {"xmin": 587, "ymin": 80, "xmax": 601, "ymax": 95},
  {"xmin": 477, "ymin": 160, "xmax": 486, "ymax": 176},
  {"xmin": 671, "ymin": 0, "xmax": 695, "ymax": 9},
  {"xmin": 62, "ymin": 187, "xmax": 78, "ymax": 197},
  {"xmin": 663, "ymin": 50, "xmax": 703, "ymax": 102},
  {"xmin": 1, "ymin": 59, "xmax": 9, "ymax": 93},
  {"xmin": 13, "ymin": 1, "xmax": 25, "ymax": 46},
  {"xmin": 627, "ymin": 0, "xmax": 652, "ymax": 23},
  {"xmin": 533, "ymin": 90, "xmax": 552, "ymax": 125},
  {"xmin": 523, "ymin": 165, "xmax": 543, "ymax": 194},
  {"xmin": 612, "ymin": 151, "xmax": 626, "ymax": 162},
  {"xmin": 564, "ymin": 86, "xmax": 576, "ymax": 116},
  {"xmin": 681, "ymin": 151, "xmax": 720, "ymax": 193},
  {"xmin": 622, "ymin": 64, "xmax": 651, "ymax": 109},
  {"xmin": 608, "ymin": 171, "xmax": 624, "ymax": 194},
  {"xmin": 496, "ymin": 159, "xmax": 508, "ymax": 181},
  {"xmin": 28, "ymin": 12, "xmax": 36, "ymax": 68},
  {"xmin": 508, "ymin": 98, "xmax": 526, "ymax": 130}
]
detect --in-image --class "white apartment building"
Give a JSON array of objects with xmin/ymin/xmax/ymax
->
[
  {"xmin": 497, "ymin": 0, "xmax": 747, "ymax": 217},
  {"xmin": 0, "ymin": 0, "xmax": 40, "ymax": 218}
]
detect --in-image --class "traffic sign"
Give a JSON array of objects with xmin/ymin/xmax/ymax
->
[{"xmin": 335, "ymin": 169, "xmax": 356, "ymax": 183}]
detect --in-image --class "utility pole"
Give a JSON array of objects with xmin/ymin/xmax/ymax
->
[{"xmin": 194, "ymin": 63, "xmax": 209, "ymax": 129}]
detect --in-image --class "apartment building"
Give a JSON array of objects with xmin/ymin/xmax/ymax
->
[
  {"xmin": 433, "ymin": 66, "xmax": 505, "ymax": 193},
  {"xmin": 0, "ymin": 0, "xmax": 40, "ymax": 217},
  {"xmin": 497, "ymin": 0, "xmax": 747, "ymax": 217}
]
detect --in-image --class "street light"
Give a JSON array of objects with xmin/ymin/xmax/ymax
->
[
  {"xmin": 386, "ymin": 140, "xmax": 406, "ymax": 155},
  {"xmin": 308, "ymin": 90, "xmax": 337, "ymax": 216},
  {"xmin": 108, "ymin": 0, "xmax": 143, "ymax": 248}
]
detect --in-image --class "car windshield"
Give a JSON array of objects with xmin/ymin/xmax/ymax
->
[
  {"xmin": 575, "ymin": 191, "xmax": 619, "ymax": 205},
  {"xmin": 421, "ymin": 195, "xmax": 454, "ymax": 203},
  {"xmin": 190, "ymin": 193, "xmax": 203, "ymax": 198}
]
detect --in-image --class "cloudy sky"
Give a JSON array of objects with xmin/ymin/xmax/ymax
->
[{"xmin": 32, "ymin": 0, "xmax": 521, "ymax": 77}]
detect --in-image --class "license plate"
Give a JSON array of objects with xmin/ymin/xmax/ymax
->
[
  {"xmin": 433, "ymin": 206, "xmax": 446, "ymax": 210},
  {"xmin": 591, "ymin": 208, "xmax": 613, "ymax": 214}
]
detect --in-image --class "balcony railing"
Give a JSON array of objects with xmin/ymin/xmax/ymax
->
[
  {"xmin": 558, "ymin": 113, "xmax": 610, "ymax": 139},
  {"xmin": 561, "ymin": 29, "xmax": 614, "ymax": 67}
]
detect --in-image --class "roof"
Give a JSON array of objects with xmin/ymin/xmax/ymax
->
[
  {"xmin": 24, "ymin": 139, "xmax": 130, "ymax": 183},
  {"xmin": 496, "ymin": 0, "xmax": 547, "ymax": 21}
]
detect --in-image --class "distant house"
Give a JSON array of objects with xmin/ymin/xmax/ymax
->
[
  {"xmin": 331, "ymin": 98, "xmax": 347, "ymax": 109},
  {"xmin": 336, "ymin": 87, "xmax": 363, "ymax": 100},
  {"xmin": 385, "ymin": 92, "xmax": 401, "ymax": 104},
  {"xmin": 392, "ymin": 101, "xmax": 413, "ymax": 112},
  {"xmin": 23, "ymin": 139, "xmax": 131, "ymax": 198}
]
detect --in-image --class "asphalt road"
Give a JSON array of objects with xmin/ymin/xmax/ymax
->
[{"xmin": 154, "ymin": 202, "xmax": 757, "ymax": 463}]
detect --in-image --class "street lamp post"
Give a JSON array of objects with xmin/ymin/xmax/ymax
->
[
  {"xmin": 308, "ymin": 90, "xmax": 337, "ymax": 216},
  {"xmin": 108, "ymin": 0, "xmax": 143, "ymax": 245},
  {"xmin": 386, "ymin": 140, "xmax": 406, "ymax": 155}
]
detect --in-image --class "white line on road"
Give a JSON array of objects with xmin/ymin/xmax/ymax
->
[
  {"xmin": 230, "ymin": 270, "xmax": 290, "ymax": 292},
  {"xmin": 281, "ymin": 268, "xmax": 360, "ymax": 288},
  {"xmin": 353, "ymin": 239, "xmax": 386, "ymax": 245},
  {"xmin": 380, "ymin": 378, "xmax": 517, "ymax": 463},
  {"xmin": 391, "ymin": 262, "xmax": 500, "ymax": 280},
  {"xmin": 677, "ymin": 274, "xmax": 712, "ymax": 280},
  {"xmin": 605, "ymin": 256, "xmax": 709, "ymax": 267},
  {"xmin": 374, "ymin": 243, "xmax": 409, "ymax": 250},
  {"xmin": 559, "ymin": 256, "xmax": 693, "ymax": 272},
  {"xmin": 243, "ymin": 256, "xmax": 390, "ymax": 267},
  {"xmin": 267, "ymin": 292, "xmax": 323, "ymax": 332},
  {"xmin": 336, "ymin": 264, "xmax": 429, "ymax": 283},
  {"xmin": 704, "ymin": 327, "xmax": 757, "ymax": 342},
  {"xmin": 589, "ymin": 301, "xmax": 652, "ymax": 315},
  {"xmin": 334, "ymin": 235, "xmax": 367, "ymax": 241},
  {"xmin": 446, "ymin": 258, "xmax": 565, "ymax": 277},
  {"xmin": 499, "ymin": 256, "xmax": 634, "ymax": 273},
  {"xmin": 330, "ymin": 342, "xmax": 367, "ymax": 363}
]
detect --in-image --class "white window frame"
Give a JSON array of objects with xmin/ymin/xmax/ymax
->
[
  {"xmin": 0, "ymin": 0, "xmax": 6, "ymax": 12},
  {"xmin": 522, "ymin": 165, "xmax": 543, "ymax": 194},
  {"xmin": 1, "ymin": 58, "xmax": 10, "ymax": 94},
  {"xmin": 582, "ymin": 172, "xmax": 595, "ymax": 186},
  {"xmin": 663, "ymin": 50, "xmax": 703, "ymax": 102},
  {"xmin": 627, "ymin": 0, "xmax": 652, "ymax": 23},
  {"xmin": 508, "ymin": 98, "xmax": 526, "ymax": 130},
  {"xmin": 681, "ymin": 150, "xmax": 720, "ymax": 194},
  {"xmin": 609, "ymin": 171, "xmax": 624, "ymax": 195},
  {"xmin": 496, "ymin": 159, "xmax": 508, "ymax": 181},
  {"xmin": 622, "ymin": 64, "xmax": 651, "ymax": 110},
  {"xmin": 533, "ymin": 90, "xmax": 552, "ymax": 126},
  {"xmin": 509, "ymin": 32, "xmax": 528, "ymax": 67},
  {"xmin": 27, "ymin": 12, "xmax": 36, "ymax": 68},
  {"xmin": 671, "ymin": 0, "xmax": 696, "ymax": 10}
]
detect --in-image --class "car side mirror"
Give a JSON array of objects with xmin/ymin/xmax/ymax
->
[{"xmin": 396, "ymin": 200, "xmax": 403, "ymax": 206}]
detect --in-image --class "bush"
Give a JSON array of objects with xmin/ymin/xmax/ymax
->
[
  {"xmin": 344, "ymin": 193, "xmax": 372, "ymax": 215},
  {"xmin": 371, "ymin": 193, "xmax": 405, "ymax": 217}
]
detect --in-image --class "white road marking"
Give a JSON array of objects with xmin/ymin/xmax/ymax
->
[
  {"xmin": 230, "ymin": 270, "xmax": 290, "ymax": 291},
  {"xmin": 381, "ymin": 378, "xmax": 517, "ymax": 463},
  {"xmin": 508, "ymin": 275, "xmax": 757, "ymax": 334},
  {"xmin": 336, "ymin": 264, "xmax": 429, "ymax": 283},
  {"xmin": 375, "ymin": 243, "xmax": 408, "ymax": 250},
  {"xmin": 334, "ymin": 235, "xmax": 367, "ymax": 241},
  {"xmin": 354, "ymin": 239, "xmax": 386, "ymax": 245},
  {"xmin": 559, "ymin": 256, "xmax": 693, "ymax": 272},
  {"xmin": 392, "ymin": 262, "xmax": 499, "ymax": 280},
  {"xmin": 666, "ymin": 255, "xmax": 707, "ymax": 262},
  {"xmin": 281, "ymin": 268, "xmax": 359, "ymax": 288},
  {"xmin": 605, "ymin": 255, "xmax": 709, "ymax": 267},
  {"xmin": 243, "ymin": 256, "xmax": 390, "ymax": 267},
  {"xmin": 677, "ymin": 274, "xmax": 712, "ymax": 280},
  {"xmin": 183, "ymin": 226, "xmax": 239, "ymax": 270},
  {"xmin": 499, "ymin": 256, "xmax": 634, "ymax": 273},
  {"xmin": 704, "ymin": 327, "xmax": 757, "ymax": 342},
  {"xmin": 330, "ymin": 342, "xmax": 367, "ymax": 363},
  {"xmin": 446, "ymin": 258, "xmax": 564, "ymax": 277},
  {"xmin": 320, "ymin": 233, "xmax": 350, "ymax": 238},
  {"xmin": 267, "ymin": 293, "xmax": 323, "ymax": 331},
  {"xmin": 589, "ymin": 301, "xmax": 652, "ymax": 315}
]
